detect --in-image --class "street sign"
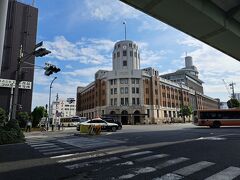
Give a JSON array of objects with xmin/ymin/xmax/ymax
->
[{"xmin": 0, "ymin": 78, "xmax": 32, "ymax": 89}]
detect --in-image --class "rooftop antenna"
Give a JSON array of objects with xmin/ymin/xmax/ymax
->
[
  {"xmin": 185, "ymin": 52, "xmax": 188, "ymax": 57},
  {"xmin": 123, "ymin": 21, "xmax": 126, "ymax": 40},
  {"xmin": 32, "ymin": 0, "xmax": 35, "ymax": 6}
]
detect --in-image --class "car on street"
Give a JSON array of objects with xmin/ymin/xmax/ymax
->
[
  {"xmin": 78, "ymin": 118, "xmax": 119, "ymax": 132},
  {"xmin": 101, "ymin": 117, "xmax": 122, "ymax": 130}
]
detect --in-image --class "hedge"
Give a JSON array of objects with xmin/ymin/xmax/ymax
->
[{"xmin": 0, "ymin": 120, "xmax": 25, "ymax": 145}]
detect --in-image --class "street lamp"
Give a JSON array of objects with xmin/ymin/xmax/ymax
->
[{"xmin": 48, "ymin": 77, "xmax": 57, "ymax": 130}]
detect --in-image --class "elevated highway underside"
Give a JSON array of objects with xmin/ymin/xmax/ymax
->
[{"xmin": 120, "ymin": 0, "xmax": 240, "ymax": 61}]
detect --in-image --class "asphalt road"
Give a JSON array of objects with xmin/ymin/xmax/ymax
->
[{"xmin": 1, "ymin": 123, "xmax": 240, "ymax": 180}]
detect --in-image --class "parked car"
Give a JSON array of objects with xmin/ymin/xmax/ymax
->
[
  {"xmin": 101, "ymin": 117, "xmax": 122, "ymax": 130},
  {"xmin": 78, "ymin": 118, "xmax": 118, "ymax": 132}
]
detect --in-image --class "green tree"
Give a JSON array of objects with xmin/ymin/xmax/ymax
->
[
  {"xmin": 0, "ymin": 108, "xmax": 7, "ymax": 127},
  {"xmin": 17, "ymin": 112, "xmax": 29, "ymax": 128},
  {"xmin": 227, "ymin": 98, "xmax": 240, "ymax": 108},
  {"xmin": 31, "ymin": 106, "xmax": 47, "ymax": 127},
  {"xmin": 179, "ymin": 105, "xmax": 193, "ymax": 123}
]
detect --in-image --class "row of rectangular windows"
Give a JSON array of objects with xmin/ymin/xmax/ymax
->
[
  {"xmin": 110, "ymin": 78, "xmax": 140, "ymax": 85},
  {"xmin": 114, "ymin": 43, "xmax": 137, "ymax": 49},
  {"xmin": 113, "ymin": 51, "xmax": 139, "ymax": 58},
  {"xmin": 110, "ymin": 87, "xmax": 140, "ymax": 95},
  {"xmin": 110, "ymin": 98, "xmax": 140, "ymax": 106}
]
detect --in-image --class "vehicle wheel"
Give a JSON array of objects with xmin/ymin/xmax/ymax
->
[
  {"xmin": 111, "ymin": 126, "xmax": 117, "ymax": 132},
  {"xmin": 212, "ymin": 121, "xmax": 221, "ymax": 128},
  {"xmin": 118, "ymin": 126, "xmax": 122, "ymax": 130}
]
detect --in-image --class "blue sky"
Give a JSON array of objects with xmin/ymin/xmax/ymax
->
[{"xmin": 21, "ymin": 0, "xmax": 240, "ymax": 109}]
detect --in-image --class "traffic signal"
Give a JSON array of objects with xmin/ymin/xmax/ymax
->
[
  {"xmin": 44, "ymin": 65, "xmax": 61, "ymax": 76},
  {"xmin": 34, "ymin": 48, "xmax": 51, "ymax": 57}
]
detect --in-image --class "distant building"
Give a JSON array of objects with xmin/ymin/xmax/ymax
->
[
  {"xmin": 235, "ymin": 93, "xmax": 240, "ymax": 101},
  {"xmin": 161, "ymin": 56, "xmax": 203, "ymax": 94},
  {"xmin": 220, "ymin": 102, "xmax": 228, "ymax": 109},
  {"xmin": 0, "ymin": 0, "xmax": 38, "ymax": 114},
  {"xmin": 51, "ymin": 98, "xmax": 76, "ymax": 124},
  {"xmin": 76, "ymin": 40, "xmax": 219, "ymax": 125}
]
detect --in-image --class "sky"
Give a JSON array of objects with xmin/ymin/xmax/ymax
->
[{"xmin": 21, "ymin": 0, "xmax": 240, "ymax": 109}]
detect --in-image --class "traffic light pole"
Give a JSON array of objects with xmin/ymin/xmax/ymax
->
[
  {"xmin": 11, "ymin": 42, "xmax": 51, "ymax": 121},
  {"xmin": 48, "ymin": 77, "xmax": 57, "ymax": 130},
  {"xmin": 11, "ymin": 45, "xmax": 23, "ymax": 120}
]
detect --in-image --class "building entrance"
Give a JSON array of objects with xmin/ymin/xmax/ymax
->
[
  {"xmin": 134, "ymin": 110, "xmax": 140, "ymax": 124},
  {"xmin": 121, "ymin": 110, "xmax": 128, "ymax": 125}
]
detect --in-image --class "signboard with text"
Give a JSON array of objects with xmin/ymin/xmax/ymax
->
[{"xmin": 0, "ymin": 78, "xmax": 32, "ymax": 89}]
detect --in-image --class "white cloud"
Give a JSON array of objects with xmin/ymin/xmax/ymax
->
[
  {"xmin": 178, "ymin": 36, "xmax": 240, "ymax": 101},
  {"xmin": 44, "ymin": 36, "xmax": 114, "ymax": 65},
  {"xmin": 65, "ymin": 65, "xmax": 73, "ymax": 69},
  {"xmin": 138, "ymin": 20, "xmax": 168, "ymax": 32},
  {"xmin": 83, "ymin": 0, "xmax": 141, "ymax": 21},
  {"xmin": 63, "ymin": 66, "xmax": 112, "ymax": 78}
]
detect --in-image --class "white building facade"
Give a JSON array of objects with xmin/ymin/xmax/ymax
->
[{"xmin": 51, "ymin": 99, "xmax": 76, "ymax": 124}]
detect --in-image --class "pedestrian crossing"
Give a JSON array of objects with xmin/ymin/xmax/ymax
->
[
  {"xmin": 26, "ymin": 138, "xmax": 240, "ymax": 180},
  {"xmin": 53, "ymin": 150, "xmax": 240, "ymax": 180},
  {"xmin": 26, "ymin": 136, "xmax": 124, "ymax": 156}
]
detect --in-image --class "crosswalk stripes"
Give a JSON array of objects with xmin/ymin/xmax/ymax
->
[
  {"xmin": 205, "ymin": 166, "xmax": 240, "ymax": 180},
  {"xmin": 26, "ymin": 138, "xmax": 81, "ymax": 156},
  {"xmin": 25, "ymin": 138, "xmax": 240, "ymax": 180},
  {"xmin": 53, "ymin": 149, "xmax": 240, "ymax": 180}
]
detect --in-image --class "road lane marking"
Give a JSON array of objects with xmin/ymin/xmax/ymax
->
[
  {"xmin": 44, "ymin": 149, "xmax": 75, "ymax": 155},
  {"xmin": 205, "ymin": 166, "xmax": 240, "ymax": 180},
  {"xmin": 65, "ymin": 157, "xmax": 120, "ymax": 170},
  {"xmin": 156, "ymin": 157, "xmax": 189, "ymax": 169},
  {"xmin": 153, "ymin": 173, "xmax": 183, "ymax": 180},
  {"xmin": 173, "ymin": 161, "xmax": 215, "ymax": 176},
  {"xmin": 135, "ymin": 154, "xmax": 168, "ymax": 162},
  {"xmin": 58, "ymin": 152, "xmax": 107, "ymax": 163},
  {"xmin": 121, "ymin": 151, "xmax": 152, "ymax": 158},
  {"xmin": 34, "ymin": 145, "xmax": 58, "ymax": 149},
  {"xmin": 39, "ymin": 147, "xmax": 64, "ymax": 152},
  {"xmin": 30, "ymin": 143, "xmax": 55, "ymax": 147},
  {"xmin": 117, "ymin": 167, "xmax": 156, "ymax": 179}
]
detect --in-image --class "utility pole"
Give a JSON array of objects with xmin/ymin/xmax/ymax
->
[
  {"xmin": 229, "ymin": 82, "xmax": 236, "ymax": 99},
  {"xmin": 11, "ymin": 45, "xmax": 24, "ymax": 120}
]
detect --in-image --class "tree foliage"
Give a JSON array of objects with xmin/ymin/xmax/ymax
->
[
  {"xmin": 227, "ymin": 98, "xmax": 240, "ymax": 108},
  {"xmin": 31, "ymin": 106, "xmax": 47, "ymax": 127},
  {"xmin": 17, "ymin": 112, "xmax": 29, "ymax": 128},
  {"xmin": 0, "ymin": 108, "xmax": 7, "ymax": 127},
  {"xmin": 179, "ymin": 105, "xmax": 193, "ymax": 123}
]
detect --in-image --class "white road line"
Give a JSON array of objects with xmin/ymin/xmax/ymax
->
[
  {"xmin": 43, "ymin": 149, "xmax": 75, "ymax": 156},
  {"xmin": 153, "ymin": 173, "xmax": 183, "ymax": 180},
  {"xmin": 174, "ymin": 161, "xmax": 215, "ymax": 176},
  {"xmin": 117, "ymin": 167, "xmax": 156, "ymax": 179},
  {"xmin": 30, "ymin": 143, "xmax": 55, "ymax": 147},
  {"xmin": 65, "ymin": 157, "xmax": 120, "ymax": 170},
  {"xmin": 205, "ymin": 166, "xmax": 240, "ymax": 180},
  {"xmin": 115, "ymin": 161, "xmax": 134, "ymax": 166},
  {"xmin": 57, "ymin": 152, "xmax": 107, "ymax": 163},
  {"xmin": 135, "ymin": 154, "xmax": 169, "ymax": 162},
  {"xmin": 39, "ymin": 147, "xmax": 64, "ymax": 152},
  {"xmin": 121, "ymin": 151, "xmax": 152, "ymax": 158},
  {"xmin": 156, "ymin": 157, "xmax": 189, "ymax": 170},
  {"xmin": 33, "ymin": 145, "xmax": 58, "ymax": 149}
]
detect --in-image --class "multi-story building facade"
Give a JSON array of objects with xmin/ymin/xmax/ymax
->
[
  {"xmin": 77, "ymin": 40, "xmax": 219, "ymax": 125},
  {"xmin": 51, "ymin": 98, "xmax": 76, "ymax": 124},
  {"xmin": 0, "ymin": 0, "xmax": 38, "ymax": 114}
]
